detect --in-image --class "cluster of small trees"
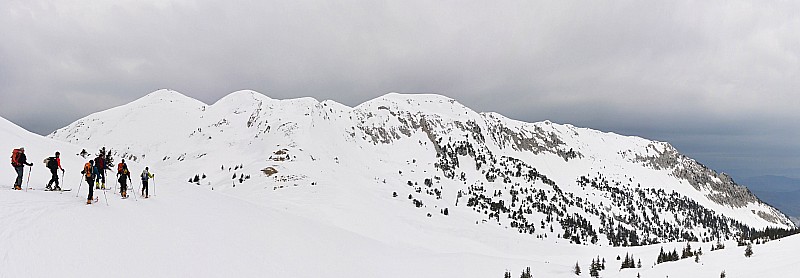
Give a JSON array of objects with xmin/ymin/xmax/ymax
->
[
  {"xmin": 408, "ymin": 194, "xmax": 424, "ymax": 208},
  {"xmin": 619, "ymin": 253, "xmax": 641, "ymax": 269},
  {"xmin": 710, "ymin": 239, "xmax": 726, "ymax": 251},
  {"xmin": 588, "ymin": 257, "xmax": 605, "ymax": 277},
  {"xmin": 656, "ymin": 242, "xmax": 706, "ymax": 265},
  {"xmin": 656, "ymin": 246, "xmax": 680, "ymax": 264},
  {"xmin": 503, "ymin": 266, "xmax": 532, "ymax": 278},
  {"xmin": 744, "ymin": 242, "xmax": 753, "ymax": 257},
  {"xmin": 221, "ymin": 164, "xmax": 244, "ymax": 171},
  {"xmin": 232, "ymin": 173, "xmax": 251, "ymax": 183},
  {"xmin": 189, "ymin": 173, "xmax": 207, "ymax": 184},
  {"xmin": 681, "ymin": 242, "xmax": 702, "ymax": 260},
  {"xmin": 406, "ymin": 178, "xmax": 443, "ymax": 200}
]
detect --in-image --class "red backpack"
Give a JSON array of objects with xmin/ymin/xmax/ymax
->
[
  {"xmin": 11, "ymin": 149, "xmax": 22, "ymax": 167},
  {"xmin": 118, "ymin": 163, "xmax": 125, "ymax": 173}
]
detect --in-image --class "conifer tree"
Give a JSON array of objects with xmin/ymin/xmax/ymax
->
[
  {"xmin": 745, "ymin": 242, "xmax": 753, "ymax": 257},
  {"xmin": 589, "ymin": 260, "xmax": 599, "ymax": 278},
  {"xmin": 682, "ymin": 241, "xmax": 693, "ymax": 259},
  {"xmin": 519, "ymin": 267, "xmax": 532, "ymax": 278},
  {"xmin": 715, "ymin": 239, "xmax": 725, "ymax": 250},
  {"xmin": 104, "ymin": 150, "xmax": 114, "ymax": 169},
  {"xmin": 621, "ymin": 253, "xmax": 634, "ymax": 269},
  {"xmin": 573, "ymin": 262, "xmax": 581, "ymax": 276}
]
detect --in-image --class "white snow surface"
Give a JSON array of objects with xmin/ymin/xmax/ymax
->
[{"xmin": 0, "ymin": 89, "xmax": 794, "ymax": 277}]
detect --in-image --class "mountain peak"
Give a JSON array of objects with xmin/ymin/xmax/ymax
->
[
  {"xmin": 212, "ymin": 90, "xmax": 273, "ymax": 106},
  {"xmin": 374, "ymin": 92, "xmax": 461, "ymax": 108},
  {"xmin": 135, "ymin": 89, "xmax": 206, "ymax": 106},
  {"xmin": 356, "ymin": 92, "xmax": 475, "ymax": 118}
]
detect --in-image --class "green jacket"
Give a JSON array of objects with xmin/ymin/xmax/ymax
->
[{"xmin": 141, "ymin": 170, "xmax": 154, "ymax": 181}]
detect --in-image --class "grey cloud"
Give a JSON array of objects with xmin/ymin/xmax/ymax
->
[{"xmin": 1, "ymin": 0, "xmax": 799, "ymax": 180}]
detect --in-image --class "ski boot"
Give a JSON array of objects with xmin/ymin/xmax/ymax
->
[
  {"xmin": 101, "ymin": 182, "xmax": 106, "ymax": 190},
  {"xmin": 95, "ymin": 181, "xmax": 100, "ymax": 190},
  {"xmin": 54, "ymin": 186, "xmax": 62, "ymax": 191},
  {"xmin": 13, "ymin": 185, "xmax": 21, "ymax": 190},
  {"xmin": 86, "ymin": 199, "xmax": 92, "ymax": 205},
  {"xmin": 45, "ymin": 185, "xmax": 53, "ymax": 191}
]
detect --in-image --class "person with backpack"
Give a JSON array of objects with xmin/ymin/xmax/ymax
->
[
  {"xmin": 141, "ymin": 167, "xmax": 154, "ymax": 198},
  {"xmin": 45, "ymin": 151, "xmax": 65, "ymax": 191},
  {"xmin": 11, "ymin": 147, "xmax": 33, "ymax": 190},
  {"xmin": 117, "ymin": 158, "xmax": 127, "ymax": 176},
  {"xmin": 81, "ymin": 160, "xmax": 95, "ymax": 204},
  {"xmin": 94, "ymin": 154, "xmax": 106, "ymax": 190},
  {"xmin": 117, "ymin": 159, "xmax": 131, "ymax": 198}
]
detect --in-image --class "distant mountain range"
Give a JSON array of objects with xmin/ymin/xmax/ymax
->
[{"xmin": 45, "ymin": 89, "xmax": 794, "ymax": 247}]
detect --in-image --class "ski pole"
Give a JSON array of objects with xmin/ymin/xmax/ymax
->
[
  {"xmin": 102, "ymin": 182, "xmax": 109, "ymax": 206},
  {"xmin": 114, "ymin": 170, "xmax": 118, "ymax": 195},
  {"xmin": 76, "ymin": 174, "xmax": 83, "ymax": 197},
  {"xmin": 131, "ymin": 180, "xmax": 138, "ymax": 201},
  {"xmin": 59, "ymin": 170, "xmax": 65, "ymax": 194},
  {"xmin": 25, "ymin": 165, "xmax": 32, "ymax": 192},
  {"xmin": 153, "ymin": 177, "xmax": 156, "ymax": 197}
]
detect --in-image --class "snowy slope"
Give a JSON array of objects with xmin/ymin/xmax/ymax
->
[
  {"xmin": 0, "ymin": 117, "xmax": 87, "ymax": 190},
  {"xmin": 0, "ymin": 88, "xmax": 796, "ymax": 277},
  {"xmin": 3, "ymin": 179, "xmax": 795, "ymax": 278}
]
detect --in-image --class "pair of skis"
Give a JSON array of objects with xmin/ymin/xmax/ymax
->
[{"xmin": 9, "ymin": 187, "xmax": 72, "ymax": 191}]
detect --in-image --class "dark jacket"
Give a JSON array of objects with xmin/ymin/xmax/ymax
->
[
  {"xmin": 94, "ymin": 157, "xmax": 105, "ymax": 170},
  {"xmin": 16, "ymin": 153, "xmax": 32, "ymax": 167}
]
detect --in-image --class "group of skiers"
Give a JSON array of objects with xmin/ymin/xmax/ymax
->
[{"xmin": 11, "ymin": 147, "xmax": 155, "ymax": 205}]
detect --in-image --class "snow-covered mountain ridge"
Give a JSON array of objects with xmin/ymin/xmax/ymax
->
[{"xmin": 48, "ymin": 89, "xmax": 794, "ymax": 247}]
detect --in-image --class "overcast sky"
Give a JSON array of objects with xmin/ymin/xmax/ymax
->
[{"xmin": 1, "ymin": 1, "xmax": 799, "ymax": 180}]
